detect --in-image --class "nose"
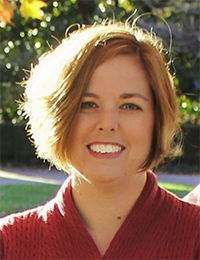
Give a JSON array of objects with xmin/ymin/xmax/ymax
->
[{"xmin": 96, "ymin": 109, "xmax": 118, "ymax": 132}]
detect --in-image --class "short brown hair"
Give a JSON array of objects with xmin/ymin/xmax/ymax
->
[{"xmin": 21, "ymin": 21, "xmax": 181, "ymax": 172}]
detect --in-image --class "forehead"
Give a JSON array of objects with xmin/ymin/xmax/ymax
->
[{"xmin": 86, "ymin": 54, "xmax": 151, "ymax": 98}]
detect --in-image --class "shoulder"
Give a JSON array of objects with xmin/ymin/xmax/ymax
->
[
  {"xmin": 0, "ymin": 177, "xmax": 71, "ymax": 236},
  {"xmin": 153, "ymin": 186, "xmax": 200, "ymax": 256},
  {"xmin": 159, "ymin": 184, "xmax": 200, "ymax": 214},
  {"xmin": 146, "ymin": 171, "xmax": 200, "ymax": 225},
  {"xmin": 0, "ymin": 196, "xmax": 59, "ymax": 242},
  {"xmin": 0, "ymin": 195, "xmax": 59, "ymax": 232},
  {"xmin": 158, "ymin": 185, "xmax": 200, "ymax": 234},
  {"xmin": 0, "ymin": 205, "xmax": 44, "ymax": 235},
  {"xmin": 0, "ymin": 198, "xmax": 59, "ymax": 259},
  {"xmin": 0, "ymin": 206, "xmax": 42, "ymax": 258}
]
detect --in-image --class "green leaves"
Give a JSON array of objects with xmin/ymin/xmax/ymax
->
[{"xmin": 178, "ymin": 95, "xmax": 200, "ymax": 124}]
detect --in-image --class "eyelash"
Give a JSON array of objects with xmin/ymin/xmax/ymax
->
[
  {"xmin": 81, "ymin": 101, "xmax": 97, "ymax": 109},
  {"xmin": 81, "ymin": 101, "xmax": 141, "ymax": 111},
  {"xmin": 121, "ymin": 103, "xmax": 141, "ymax": 111}
]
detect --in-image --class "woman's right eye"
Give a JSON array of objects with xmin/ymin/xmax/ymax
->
[{"xmin": 81, "ymin": 101, "xmax": 97, "ymax": 109}]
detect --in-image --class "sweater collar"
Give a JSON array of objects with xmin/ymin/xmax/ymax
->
[
  {"xmin": 56, "ymin": 170, "xmax": 158, "ymax": 219},
  {"xmin": 55, "ymin": 171, "xmax": 158, "ymax": 232},
  {"xmin": 54, "ymin": 171, "xmax": 159, "ymax": 258}
]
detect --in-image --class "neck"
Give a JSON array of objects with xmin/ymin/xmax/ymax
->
[{"xmin": 71, "ymin": 171, "xmax": 147, "ymax": 256}]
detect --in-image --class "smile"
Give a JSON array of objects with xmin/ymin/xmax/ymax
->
[{"xmin": 88, "ymin": 144, "xmax": 125, "ymax": 154}]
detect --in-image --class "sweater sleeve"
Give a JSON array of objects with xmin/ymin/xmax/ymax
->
[
  {"xmin": 194, "ymin": 234, "xmax": 200, "ymax": 260},
  {"xmin": 0, "ymin": 232, "xmax": 4, "ymax": 259}
]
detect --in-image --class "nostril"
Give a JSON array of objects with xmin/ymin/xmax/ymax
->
[{"xmin": 98, "ymin": 127, "xmax": 115, "ymax": 131}]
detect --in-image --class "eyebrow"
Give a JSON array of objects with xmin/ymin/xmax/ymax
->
[
  {"xmin": 83, "ymin": 92, "xmax": 99, "ymax": 98},
  {"xmin": 120, "ymin": 92, "xmax": 149, "ymax": 101},
  {"xmin": 83, "ymin": 92, "xmax": 149, "ymax": 101}
]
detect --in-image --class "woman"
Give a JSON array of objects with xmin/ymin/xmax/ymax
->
[{"xmin": 0, "ymin": 21, "xmax": 199, "ymax": 259}]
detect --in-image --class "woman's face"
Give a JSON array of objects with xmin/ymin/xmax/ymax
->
[{"xmin": 70, "ymin": 54, "xmax": 155, "ymax": 183}]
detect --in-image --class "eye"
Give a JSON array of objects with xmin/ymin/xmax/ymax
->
[
  {"xmin": 121, "ymin": 103, "xmax": 141, "ymax": 110},
  {"xmin": 81, "ymin": 101, "xmax": 97, "ymax": 109}
]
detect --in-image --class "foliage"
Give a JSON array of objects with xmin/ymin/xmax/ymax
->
[
  {"xmin": 0, "ymin": 0, "xmax": 15, "ymax": 27},
  {"xmin": 178, "ymin": 95, "xmax": 200, "ymax": 124},
  {"xmin": 19, "ymin": 0, "xmax": 47, "ymax": 21},
  {"xmin": 0, "ymin": 0, "xmax": 199, "ymax": 124},
  {"xmin": 0, "ymin": 0, "xmax": 47, "ymax": 26}
]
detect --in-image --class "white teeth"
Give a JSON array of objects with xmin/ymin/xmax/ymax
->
[{"xmin": 89, "ymin": 144, "xmax": 123, "ymax": 154}]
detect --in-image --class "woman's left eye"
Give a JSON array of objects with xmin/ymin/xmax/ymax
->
[{"xmin": 121, "ymin": 103, "xmax": 140, "ymax": 110}]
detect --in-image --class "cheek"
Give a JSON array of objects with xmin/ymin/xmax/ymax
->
[
  {"xmin": 127, "ymin": 115, "xmax": 154, "ymax": 146},
  {"xmin": 70, "ymin": 115, "xmax": 95, "ymax": 150},
  {"xmin": 75, "ymin": 113, "xmax": 98, "ymax": 134},
  {"xmin": 71, "ymin": 115, "xmax": 86, "ymax": 137}
]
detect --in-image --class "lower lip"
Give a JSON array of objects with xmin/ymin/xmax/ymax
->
[{"xmin": 88, "ymin": 148, "xmax": 124, "ymax": 159}]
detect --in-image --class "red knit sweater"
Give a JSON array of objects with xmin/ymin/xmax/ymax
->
[{"xmin": 0, "ymin": 171, "xmax": 199, "ymax": 259}]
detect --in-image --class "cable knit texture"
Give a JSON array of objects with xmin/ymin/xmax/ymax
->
[{"xmin": 0, "ymin": 171, "xmax": 199, "ymax": 259}]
